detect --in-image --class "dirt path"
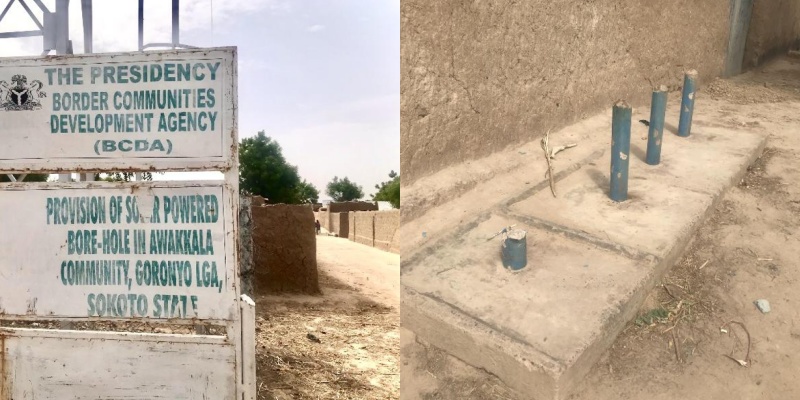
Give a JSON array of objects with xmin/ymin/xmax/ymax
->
[
  {"xmin": 316, "ymin": 235, "xmax": 400, "ymax": 309},
  {"xmin": 255, "ymin": 237, "xmax": 400, "ymax": 399},
  {"xmin": 401, "ymin": 54, "xmax": 800, "ymax": 399}
]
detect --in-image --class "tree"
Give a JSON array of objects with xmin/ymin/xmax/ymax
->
[
  {"xmin": 296, "ymin": 180, "xmax": 320, "ymax": 204},
  {"xmin": 372, "ymin": 170, "xmax": 400, "ymax": 209},
  {"xmin": 0, "ymin": 173, "xmax": 48, "ymax": 182},
  {"xmin": 239, "ymin": 131, "xmax": 305, "ymax": 204},
  {"xmin": 326, "ymin": 176, "xmax": 364, "ymax": 202}
]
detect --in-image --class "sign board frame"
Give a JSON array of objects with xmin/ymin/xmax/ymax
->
[
  {"xmin": 0, "ymin": 180, "xmax": 239, "ymax": 321},
  {"xmin": 0, "ymin": 47, "xmax": 237, "ymax": 173},
  {"xmin": 0, "ymin": 47, "xmax": 255, "ymax": 400}
]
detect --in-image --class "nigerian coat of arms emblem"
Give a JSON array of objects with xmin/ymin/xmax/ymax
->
[{"xmin": 0, "ymin": 74, "xmax": 47, "ymax": 111}]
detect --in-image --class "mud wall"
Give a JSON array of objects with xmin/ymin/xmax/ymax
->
[
  {"xmin": 743, "ymin": 0, "xmax": 800, "ymax": 69},
  {"xmin": 374, "ymin": 210, "xmax": 400, "ymax": 253},
  {"xmin": 314, "ymin": 210, "xmax": 332, "ymax": 232},
  {"xmin": 313, "ymin": 211, "xmax": 350, "ymax": 238},
  {"xmin": 239, "ymin": 196, "xmax": 254, "ymax": 297},
  {"xmin": 353, "ymin": 211, "xmax": 376, "ymax": 247},
  {"xmin": 328, "ymin": 201, "xmax": 379, "ymax": 213},
  {"xmin": 401, "ymin": 0, "xmax": 734, "ymax": 184},
  {"xmin": 252, "ymin": 196, "xmax": 266, "ymax": 207},
  {"xmin": 347, "ymin": 211, "xmax": 399, "ymax": 254},
  {"xmin": 348, "ymin": 212, "xmax": 356, "ymax": 241},
  {"xmin": 331, "ymin": 212, "xmax": 342, "ymax": 237},
  {"xmin": 253, "ymin": 204, "xmax": 319, "ymax": 294},
  {"xmin": 332, "ymin": 212, "xmax": 350, "ymax": 239}
]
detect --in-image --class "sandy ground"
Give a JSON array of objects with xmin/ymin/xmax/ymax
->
[
  {"xmin": 401, "ymin": 55, "xmax": 800, "ymax": 399},
  {"xmin": 255, "ymin": 235, "xmax": 400, "ymax": 399},
  {"xmin": 314, "ymin": 235, "xmax": 401, "ymax": 308}
]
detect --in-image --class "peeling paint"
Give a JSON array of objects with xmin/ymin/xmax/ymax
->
[
  {"xmin": 0, "ymin": 330, "xmax": 11, "ymax": 400},
  {"xmin": 0, "ymin": 47, "xmax": 250, "ymax": 399},
  {"xmin": 0, "ymin": 47, "xmax": 237, "ymax": 174},
  {"xmin": 0, "ymin": 333, "xmax": 4, "ymax": 400},
  {"xmin": 25, "ymin": 298, "xmax": 37, "ymax": 316}
]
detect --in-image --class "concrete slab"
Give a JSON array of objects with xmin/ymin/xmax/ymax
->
[
  {"xmin": 402, "ymin": 117, "xmax": 767, "ymax": 399},
  {"xmin": 510, "ymin": 170, "xmax": 711, "ymax": 259},
  {"xmin": 400, "ymin": 105, "xmax": 764, "ymax": 262},
  {"xmin": 626, "ymin": 125, "xmax": 766, "ymax": 197},
  {"xmin": 508, "ymin": 127, "xmax": 765, "ymax": 259},
  {"xmin": 401, "ymin": 114, "xmax": 610, "ymax": 259},
  {"xmin": 403, "ymin": 213, "xmax": 657, "ymax": 399}
]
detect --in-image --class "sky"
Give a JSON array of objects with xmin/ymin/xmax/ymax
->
[{"xmin": 0, "ymin": 0, "xmax": 399, "ymax": 200}]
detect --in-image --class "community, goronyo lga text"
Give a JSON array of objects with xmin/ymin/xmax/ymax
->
[{"xmin": 44, "ymin": 61, "xmax": 222, "ymax": 134}]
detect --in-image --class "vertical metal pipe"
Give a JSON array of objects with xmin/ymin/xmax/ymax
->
[
  {"xmin": 610, "ymin": 100, "xmax": 632, "ymax": 202},
  {"xmin": 501, "ymin": 230, "xmax": 527, "ymax": 271},
  {"xmin": 81, "ymin": 0, "xmax": 92, "ymax": 53},
  {"xmin": 54, "ymin": 0, "xmax": 69, "ymax": 54},
  {"xmin": 172, "ymin": 0, "xmax": 179, "ymax": 48},
  {"xmin": 646, "ymin": 85, "xmax": 668, "ymax": 165},
  {"xmin": 56, "ymin": 0, "xmax": 70, "ymax": 184},
  {"xmin": 724, "ymin": 0, "xmax": 754, "ymax": 77},
  {"xmin": 138, "ymin": 0, "xmax": 144, "ymax": 50},
  {"xmin": 678, "ymin": 70, "xmax": 698, "ymax": 137}
]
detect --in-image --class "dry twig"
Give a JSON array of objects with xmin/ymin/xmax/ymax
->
[
  {"xmin": 672, "ymin": 330, "xmax": 682, "ymax": 363},
  {"xmin": 541, "ymin": 130, "xmax": 556, "ymax": 197},
  {"xmin": 721, "ymin": 320, "xmax": 752, "ymax": 367},
  {"xmin": 550, "ymin": 143, "xmax": 577, "ymax": 158},
  {"xmin": 662, "ymin": 284, "xmax": 677, "ymax": 300},
  {"xmin": 540, "ymin": 130, "xmax": 577, "ymax": 199}
]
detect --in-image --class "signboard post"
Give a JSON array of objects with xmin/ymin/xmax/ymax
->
[{"xmin": 0, "ymin": 47, "xmax": 255, "ymax": 400}]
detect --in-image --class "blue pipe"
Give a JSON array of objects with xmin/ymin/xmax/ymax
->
[
  {"xmin": 646, "ymin": 86, "xmax": 668, "ymax": 165},
  {"xmin": 501, "ymin": 230, "xmax": 527, "ymax": 270},
  {"xmin": 610, "ymin": 101, "xmax": 631, "ymax": 202},
  {"xmin": 678, "ymin": 70, "xmax": 698, "ymax": 137}
]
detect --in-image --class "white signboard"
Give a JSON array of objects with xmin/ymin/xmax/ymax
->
[
  {"xmin": 2, "ymin": 330, "xmax": 237, "ymax": 399},
  {"xmin": 0, "ymin": 47, "xmax": 236, "ymax": 171},
  {"xmin": 0, "ymin": 182, "xmax": 236, "ymax": 320},
  {"xmin": 0, "ymin": 48, "xmax": 254, "ymax": 399}
]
